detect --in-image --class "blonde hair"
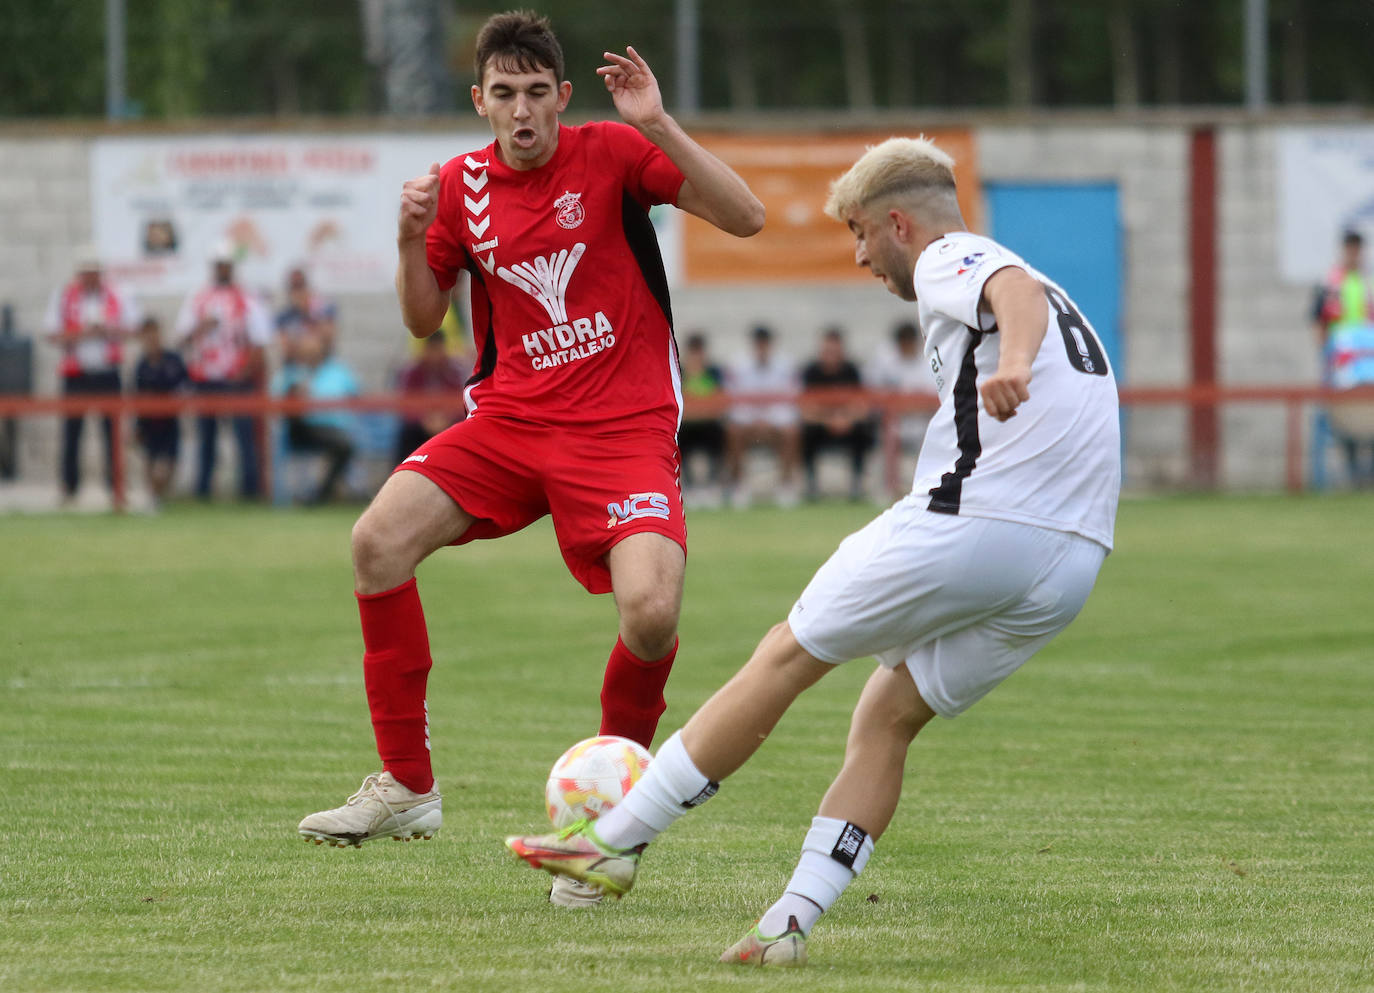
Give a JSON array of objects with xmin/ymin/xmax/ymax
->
[{"xmin": 824, "ymin": 136, "xmax": 958, "ymax": 222}]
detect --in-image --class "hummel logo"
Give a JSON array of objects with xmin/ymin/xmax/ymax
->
[
  {"xmin": 463, "ymin": 156, "xmax": 495, "ymax": 271},
  {"xmin": 498, "ymin": 243, "xmax": 586, "ymax": 324}
]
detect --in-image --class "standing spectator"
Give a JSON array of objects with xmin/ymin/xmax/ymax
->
[
  {"xmin": 866, "ymin": 321, "xmax": 937, "ymax": 487},
  {"xmin": 799, "ymin": 327, "xmax": 874, "ymax": 501},
  {"xmin": 1312, "ymin": 229, "xmax": 1374, "ymax": 484},
  {"xmin": 724, "ymin": 325, "xmax": 802, "ymax": 508},
  {"xmin": 43, "ymin": 246, "xmax": 140, "ymax": 507},
  {"xmin": 394, "ymin": 328, "xmax": 470, "ymax": 465},
  {"xmin": 132, "ymin": 316, "xmax": 189, "ymax": 510},
  {"xmin": 678, "ymin": 333, "xmax": 726, "ymax": 494},
  {"xmin": 1312, "ymin": 229, "xmax": 1374, "ymax": 350},
  {"xmin": 274, "ymin": 328, "xmax": 361, "ymax": 505},
  {"xmin": 275, "ymin": 265, "xmax": 338, "ymax": 367},
  {"xmin": 175, "ymin": 243, "xmax": 272, "ymax": 500}
]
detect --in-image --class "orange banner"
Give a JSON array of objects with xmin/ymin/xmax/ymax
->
[{"xmin": 685, "ymin": 129, "xmax": 979, "ymax": 284}]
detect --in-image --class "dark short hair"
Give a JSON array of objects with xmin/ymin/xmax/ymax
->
[
  {"xmin": 1343, "ymin": 229, "xmax": 1364, "ymax": 248},
  {"xmin": 751, "ymin": 325, "xmax": 773, "ymax": 343},
  {"xmin": 822, "ymin": 327, "xmax": 845, "ymax": 342},
  {"xmin": 685, "ymin": 333, "xmax": 707, "ymax": 350},
  {"xmin": 474, "ymin": 10, "xmax": 565, "ymax": 84},
  {"xmin": 893, "ymin": 321, "xmax": 918, "ymax": 343}
]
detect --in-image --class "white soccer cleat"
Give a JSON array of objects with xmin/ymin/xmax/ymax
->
[
  {"xmin": 548, "ymin": 875, "xmax": 605, "ymax": 908},
  {"xmin": 719, "ymin": 916, "xmax": 808, "ymax": 967},
  {"xmin": 298, "ymin": 771, "xmax": 442, "ymax": 847}
]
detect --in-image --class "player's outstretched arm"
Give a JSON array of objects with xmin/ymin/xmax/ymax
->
[
  {"xmin": 396, "ymin": 162, "xmax": 450, "ymax": 338},
  {"xmin": 598, "ymin": 47, "xmax": 764, "ymax": 238},
  {"xmin": 979, "ymin": 266, "xmax": 1049, "ymax": 422}
]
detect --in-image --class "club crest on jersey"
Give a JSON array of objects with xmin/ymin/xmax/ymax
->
[
  {"xmin": 554, "ymin": 191, "xmax": 585, "ymax": 230},
  {"xmin": 606, "ymin": 491, "xmax": 671, "ymax": 528}
]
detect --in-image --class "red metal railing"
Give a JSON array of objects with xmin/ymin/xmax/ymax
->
[{"xmin": 2, "ymin": 384, "xmax": 1373, "ymax": 506}]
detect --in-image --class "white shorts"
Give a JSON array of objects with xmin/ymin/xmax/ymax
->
[{"xmin": 787, "ymin": 498, "xmax": 1106, "ymax": 718}]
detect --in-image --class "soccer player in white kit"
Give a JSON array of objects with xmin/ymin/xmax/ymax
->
[{"xmin": 508, "ymin": 136, "xmax": 1121, "ymax": 965}]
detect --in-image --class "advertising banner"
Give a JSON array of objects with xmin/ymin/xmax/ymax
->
[
  {"xmin": 1277, "ymin": 126, "xmax": 1374, "ymax": 284},
  {"xmin": 91, "ymin": 128, "xmax": 973, "ymax": 296},
  {"xmin": 687, "ymin": 129, "xmax": 979, "ymax": 283},
  {"xmin": 91, "ymin": 134, "xmax": 485, "ymax": 295}
]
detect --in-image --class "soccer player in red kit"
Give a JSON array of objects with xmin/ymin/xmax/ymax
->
[{"xmin": 298, "ymin": 10, "xmax": 765, "ymax": 905}]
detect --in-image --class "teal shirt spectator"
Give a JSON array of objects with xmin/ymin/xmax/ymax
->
[{"xmin": 273, "ymin": 354, "xmax": 361, "ymax": 435}]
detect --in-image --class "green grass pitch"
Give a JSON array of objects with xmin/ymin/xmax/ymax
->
[{"xmin": 1, "ymin": 495, "xmax": 1371, "ymax": 992}]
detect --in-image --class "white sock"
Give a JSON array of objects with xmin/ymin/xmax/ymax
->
[
  {"xmin": 757, "ymin": 816, "xmax": 875, "ymax": 937},
  {"xmin": 757, "ymin": 892, "xmax": 823, "ymax": 937},
  {"xmin": 592, "ymin": 730, "xmax": 718, "ymax": 850}
]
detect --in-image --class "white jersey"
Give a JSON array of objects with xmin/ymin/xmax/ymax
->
[{"xmin": 910, "ymin": 232, "xmax": 1120, "ymax": 549}]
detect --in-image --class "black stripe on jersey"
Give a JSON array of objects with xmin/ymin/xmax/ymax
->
[
  {"xmin": 927, "ymin": 329, "xmax": 984, "ymax": 515},
  {"xmin": 465, "ymin": 263, "xmax": 498, "ymax": 390},
  {"xmin": 621, "ymin": 192, "xmax": 675, "ymax": 330}
]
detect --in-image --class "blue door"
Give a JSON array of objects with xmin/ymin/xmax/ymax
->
[{"xmin": 985, "ymin": 182, "xmax": 1124, "ymax": 378}]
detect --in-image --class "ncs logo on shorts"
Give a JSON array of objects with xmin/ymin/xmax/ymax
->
[{"xmin": 606, "ymin": 491, "xmax": 671, "ymax": 528}]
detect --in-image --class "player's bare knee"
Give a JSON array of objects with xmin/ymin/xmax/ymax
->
[
  {"xmin": 615, "ymin": 582, "xmax": 678, "ymax": 653},
  {"xmin": 619, "ymin": 590, "xmax": 680, "ymax": 658},
  {"xmin": 351, "ymin": 512, "xmax": 409, "ymax": 590}
]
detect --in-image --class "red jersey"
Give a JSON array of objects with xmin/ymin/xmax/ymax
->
[{"xmin": 426, "ymin": 121, "xmax": 686, "ymax": 434}]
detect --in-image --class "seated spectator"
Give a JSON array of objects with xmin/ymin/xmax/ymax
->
[
  {"xmin": 394, "ymin": 329, "xmax": 470, "ymax": 465},
  {"xmin": 866, "ymin": 321, "xmax": 937, "ymax": 482},
  {"xmin": 275, "ymin": 266, "xmax": 338, "ymax": 367},
  {"xmin": 132, "ymin": 316, "xmax": 189, "ymax": 510},
  {"xmin": 724, "ymin": 325, "xmax": 801, "ymax": 508},
  {"xmin": 678, "ymin": 333, "xmax": 726, "ymax": 493},
  {"xmin": 274, "ymin": 328, "xmax": 360, "ymax": 504},
  {"xmin": 800, "ymin": 327, "xmax": 875, "ymax": 501}
]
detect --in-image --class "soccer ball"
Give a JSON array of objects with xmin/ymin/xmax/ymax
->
[{"xmin": 545, "ymin": 735, "xmax": 653, "ymax": 829}]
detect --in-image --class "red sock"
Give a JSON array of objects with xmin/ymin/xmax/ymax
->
[
  {"xmin": 358, "ymin": 578, "xmax": 434, "ymax": 793},
  {"xmin": 599, "ymin": 635, "xmax": 678, "ymax": 748}
]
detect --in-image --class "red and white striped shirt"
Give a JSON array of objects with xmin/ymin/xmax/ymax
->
[
  {"xmin": 174, "ymin": 283, "xmax": 272, "ymax": 383},
  {"xmin": 44, "ymin": 278, "xmax": 140, "ymax": 377}
]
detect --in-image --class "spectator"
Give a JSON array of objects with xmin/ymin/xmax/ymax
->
[
  {"xmin": 800, "ymin": 327, "xmax": 875, "ymax": 502},
  {"xmin": 866, "ymin": 321, "xmax": 937, "ymax": 487},
  {"xmin": 394, "ymin": 328, "xmax": 470, "ymax": 466},
  {"xmin": 43, "ymin": 245, "xmax": 140, "ymax": 508},
  {"xmin": 678, "ymin": 333, "xmax": 726, "ymax": 494},
  {"xmin": 276, "ymin": 265, "xmax": 338, "ymax": 367},
  {"xmin": 1312, "ymin": 229, "xmax": 1374, "ymax": 350},
  {"xmin": 1312, "ymin": 229, "xmax": 1374, "ymax": 485},
  {"xmin": 724, "ymin": 325, "xmax": 802, "ymax": 508},
  {"xmin": 132, "ymin": 316, "xmax": 189, "ymax": 510},
  {"xmin": 275, "ymin": 328, "xmax": 361, "ymax": 505},
  {"xmin": 175, "ymin": 242, "xmax": 272, "ymax": 500}
]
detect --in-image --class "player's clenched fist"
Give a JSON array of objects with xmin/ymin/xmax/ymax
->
[
  {"xmin": 980, "ymin": 366, "xmax": 1032, "ymax": 422},
  {"xmin": 398, "ymin": 162, "xmax": 442, "ymax": 242}
]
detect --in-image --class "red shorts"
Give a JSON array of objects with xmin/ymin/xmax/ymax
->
[{"xmin": 396, "ymin": 414, "xmax": 685, "ymax": 594}]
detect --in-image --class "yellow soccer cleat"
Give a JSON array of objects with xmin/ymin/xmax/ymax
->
[
  {"xmin": 719, "ymin": 917, "xmax": 808, "ymax": 967},
  {"xmin": 505, "ymin": 820, "xmax": 641, "ymax": 898}
]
